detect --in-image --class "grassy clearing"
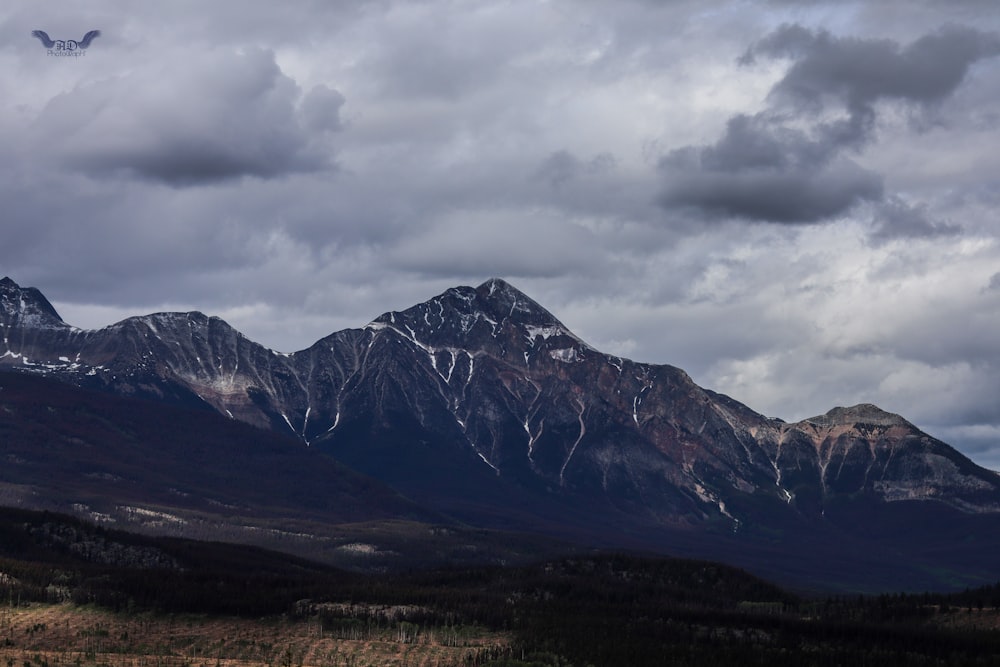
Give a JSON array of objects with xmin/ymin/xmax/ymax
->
[{"xmin": 0, "ymin": 603, "xmax": 508, "ymax": 667}]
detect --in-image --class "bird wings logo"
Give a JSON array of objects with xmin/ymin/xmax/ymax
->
[{"xmin": 32, "ymin": 30, "xmax": 100, "ymax": 56}]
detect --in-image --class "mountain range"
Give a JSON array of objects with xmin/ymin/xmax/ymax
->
[{"xmin": 3, "ymin": 275, "xmax": 1000, "ymax": 591}]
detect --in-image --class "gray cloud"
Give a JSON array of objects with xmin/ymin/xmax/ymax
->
[
  {"xmin": 660, "ymin": 24, "xmax": 1000, "ymax": 226},
  {"xmin": 299, "ymin": 84, "xmax": 346, "ymax": 133},
  {"xmin": 535, "ymin": 150, "xmax": 616, "ymax": 190},
  {"xmin": 387, "ymin": 210, "xmax": 609, "ymax": 279},
  {"xmin": 746, "ymin": 24, "xmax": 1000, "ymax": 115},
  {"xmin": 359, "ymin": 3, "xmax": 545, "ymax": 101},
  {"xmin": 869, "ymin": 196, "xmax": 961, "ymax": 244},
  {"xmin": 31, "ymin": 47, "xmax": 334, "ymax": 186},
  {"xmin": 659, "ymin": 113, "xmax": 883, "ymax": 222}
]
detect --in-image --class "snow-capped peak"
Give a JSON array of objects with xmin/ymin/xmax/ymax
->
[{"xmin": 0, "ymin": 277, "xmax": 68, "ymax": 330}]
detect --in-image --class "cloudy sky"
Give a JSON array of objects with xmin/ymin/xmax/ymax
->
[{"xmin": 3, "ymin": 1, "xmax": 1000, "ymax": 469}]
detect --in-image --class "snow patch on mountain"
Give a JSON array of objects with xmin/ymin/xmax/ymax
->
[{"xmin": 549, "ymin": 348, "xmax": 579, "ymax": 363}]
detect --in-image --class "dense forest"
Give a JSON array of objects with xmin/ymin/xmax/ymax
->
[{"xmin": 2, "ymin": 507, "xmax": 1000, "ymax": 666}]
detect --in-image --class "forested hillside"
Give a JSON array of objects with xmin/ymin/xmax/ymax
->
[{"xmin": 2, "ymin": 508, "xmax": 1000, "ymax": 666}]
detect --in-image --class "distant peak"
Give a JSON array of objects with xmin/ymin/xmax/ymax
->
[
  {"xmin": 479, "ymin": 277, "xmax": 518, "ymax": 296},
  {"xmin": 808, "ymin": 404, "xmax": 910, "ymax": 428},
  {"xmin": 366, "ymin": 278, "xmax": 582, "ymax": 349},
  {"xmin": 0, "ymin": 277, "xmax": 28, "ymax": 298},
  {"xmin": 474, "ymin": 278, "xmax": 531, "ymax": 309},
  {"xmin": 0, "ymin": 277, "xmax": 66, "ymax": 326},
  {"xmin": 473, "ymin": 278, "xmax": 563, "ymax": 325},
  {"xmin": 475, "ymin": 278, "xmax": 535, "ymax": 305}
]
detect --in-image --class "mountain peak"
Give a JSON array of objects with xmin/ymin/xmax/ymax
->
[
  {"xmin": 0, "ymin": 277, "xmax": 66, "ymax": 328},
  {"xmin": 479, "ymin": 277, "xmax": 519, "ymax": 296},
  {"xmin": 809, "ymin": 403, "xmax": 910, "ymax": 428},
  {"xmin": 363, "ymin": 278, "xmax": 588, "ymax": 362},
  {"xmin": 473, "ymin": 278, "xmax": 563, "ymax": 326},
  {"xmin": 372, "ymin": 279, "xmax": 564, "ymax": 329}
]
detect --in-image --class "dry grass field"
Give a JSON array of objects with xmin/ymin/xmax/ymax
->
[
  {"xmin": 0, "ymin": 604, "xmax": 508, "ymax": 667},
  {"xmin": 931, "ymin": 606, "xmax": 1000, "ymax": 632}
]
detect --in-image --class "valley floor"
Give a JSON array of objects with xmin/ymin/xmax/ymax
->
[{"xmin": 0, "ymin": 604, "xmax": 507, "ymax": 667}]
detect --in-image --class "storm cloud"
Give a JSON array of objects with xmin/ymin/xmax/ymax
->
[
  {"xmin": 659, "ymin": 24, "xmax": 1000, "ymax": 226},
  {"xmin": 659, "ymin": 113, "xmax": 883, "ymax": 223},
  {"xmin": 31, "ymin": 47, "xmax": 337, "ymax": 185},
  {"xmin": 869, "ymin": 196, "xmax": 961, "ymax": 244},
  {"xmin": 746, "ymin": 24, "xmax": 1000, "ymax": 117}
]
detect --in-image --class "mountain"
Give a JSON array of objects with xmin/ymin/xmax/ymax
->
[
  {"xmin": 0, "ymin": 367, "xmax": 439, "ymax": 546},
  {"xmin": 3, "ymin": 275, "xmax": 1000, "ymax": 590},
  {"xmin": 0, "ymin": 368, "xmax": 581, "ymax": 571}
]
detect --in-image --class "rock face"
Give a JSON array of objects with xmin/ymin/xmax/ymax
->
[{"xmin": 3, "ymin": 275, "xmax": 999, "ymax": 540}]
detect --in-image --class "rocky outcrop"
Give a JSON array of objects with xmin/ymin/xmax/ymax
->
[{"xmin": 775, "ymin": 405, "xmax": 1000, "ymax": 512}]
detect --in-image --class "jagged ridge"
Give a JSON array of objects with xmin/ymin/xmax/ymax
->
[{"xmin": 2, "ymin": 275, "xmax": 999, "ymax": 534}]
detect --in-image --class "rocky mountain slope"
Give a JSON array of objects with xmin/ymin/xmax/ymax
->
[{"xmin": 4, "ymin": 275, "xmax": 1000, "ymax": 590}]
